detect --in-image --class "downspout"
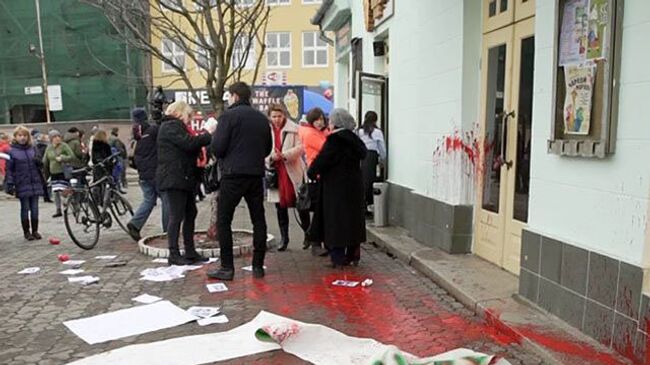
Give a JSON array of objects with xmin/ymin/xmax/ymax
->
[{"xmin": 317, "ymin": 25, "xmax": 334, "ymax": 47}]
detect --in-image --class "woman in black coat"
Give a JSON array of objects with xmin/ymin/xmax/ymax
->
[
  {"xmin": 157, "ymin": 101, "xmax": 213, "ymax": 266},
  {"xmin": 308, "ymin": 108, "xmax": 367, "ymax": 268}
]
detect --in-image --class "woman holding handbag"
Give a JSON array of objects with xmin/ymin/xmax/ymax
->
[
  {"xmin": 266, "ymin": 104, "xmax": 310, "ymax": 252},
  {"xmin": 5, "ymin": 126, "xmax": 45, "ymax": 240},
  {"xmin": 298, "ymin": 107, "xmax": 329, "ymax": 256}
]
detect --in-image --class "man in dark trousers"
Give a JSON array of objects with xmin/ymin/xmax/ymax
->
[
  {"xmin": 126, "ymin": 108, "xmax": 168, "ymax": 241},
  {"xmin": 207, "ymin": 82, "xmax": 272, "ymax": 280}
]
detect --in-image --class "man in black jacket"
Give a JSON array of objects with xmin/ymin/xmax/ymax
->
[
  {"xmin": 207, "ymin": 82, "xmax": 272, "ymax": 280},
  {"xmin": 126, "ymin": 109, "xmax": 168, "ymax": 241}
]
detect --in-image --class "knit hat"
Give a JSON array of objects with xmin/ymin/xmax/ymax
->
[
  {"xmin": 31, "ymin": 129, "xmax": 40, "ymax": 137},
  {"xmin": 48, "ymin": 129, "xmax": 61, "ymax": 139},
  {"xmin": 131, "ymin": 108, "xmax": 147, "ymax": 123}
]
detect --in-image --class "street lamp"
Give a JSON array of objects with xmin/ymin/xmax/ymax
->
[{"xmin": 31, "ymin": 0, "xmax": 51, "ymax": 123}]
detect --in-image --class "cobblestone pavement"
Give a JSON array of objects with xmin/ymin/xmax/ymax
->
[{"xmin": 0, "ymin": 186, "xmax": 547, "ymax": 365}]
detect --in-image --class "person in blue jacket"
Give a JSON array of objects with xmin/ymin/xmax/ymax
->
[{"xmin": 5, "ymin": 126, "xmax": 45, "ymax": 240}]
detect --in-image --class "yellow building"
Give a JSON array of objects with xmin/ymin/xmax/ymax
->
[{"xmin": 151, "ymin": 0, "xmax": 334, "ymax": 99}]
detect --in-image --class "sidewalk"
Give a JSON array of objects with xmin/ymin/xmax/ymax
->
[{"xmin": 367, "ymin": 225, "xmax": 635, "ymax": 365}]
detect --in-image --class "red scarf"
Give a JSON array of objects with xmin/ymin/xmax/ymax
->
[{"xmin": 184, "ymin": 123, "xmax": 208, "ymax": 168}]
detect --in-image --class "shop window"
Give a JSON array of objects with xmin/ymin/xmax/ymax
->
[{"xmin": 549, "ymin": 0, "xmax": 623, "ymax": 158}]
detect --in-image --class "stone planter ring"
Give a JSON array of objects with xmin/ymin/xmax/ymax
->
[{"xmin": 138, "ymin": 229, "xmax": 275, "ymax": 258}]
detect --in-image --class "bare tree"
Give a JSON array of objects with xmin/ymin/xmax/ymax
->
[{"xmin": 83, "ymin": 0, "xmax": 271, "ymax": 115}]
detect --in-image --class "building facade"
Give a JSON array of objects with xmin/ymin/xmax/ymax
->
[
  {"xmin": 0, "ymin": 1, "xmax": 147, "ymax": 124},
  {"xmin": 313, "ymin": 0, "xmax": 650, "ymax": 363},
  {"xmin": 151, "ymin": 0, "xmax": 334, "ymax": 100}
]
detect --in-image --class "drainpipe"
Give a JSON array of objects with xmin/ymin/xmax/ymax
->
[{"xmin": 317, "ymin": 24, "xmax": 334, "ymax": 47}]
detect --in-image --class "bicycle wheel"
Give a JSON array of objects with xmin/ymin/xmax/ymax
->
[
  {"xmin": 64, "ymin": 190, "xmax": 101, "ymax": 250},
  {"xmin": 109, "ymin": 192, "xmax": 134, "ymax": 235}
]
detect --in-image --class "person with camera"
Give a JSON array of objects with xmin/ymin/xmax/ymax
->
[
  {"xmin": 126, "ymin": 108, "xmax": 169, "ymax": 241},
  {"xmin": 207, "ymin": 82, "xmax": 272, "ymax": 281},
  {"xmin": 265, "ymin": 104, "xmax": 310, "ymax": 252},
  {"xmin": 157, "ymin": 100, "xmax": 214, "ymax": 266},
  {"xmin": 5, "ymin": 126, "xmax": 44, "ymax": 241}
]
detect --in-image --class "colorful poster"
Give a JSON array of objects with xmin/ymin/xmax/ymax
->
[
  {"xmin": 587, "ymin": 0, "xmax": 608, "ymax": 60},
  {"xmin": 559, "ymin": 0, "xmax": 589, "ymax": 66},
  {"xmin": 563, "ymin": 64, "xmax": 596, "ymax": 135}
]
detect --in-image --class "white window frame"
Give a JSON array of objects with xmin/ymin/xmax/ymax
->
[
  {"xmin": 231, "ymin": 35, "xmax": 256, "ymax": 70},
  {"xmin": 302, "ymin": 31, "xmax": 328, "ymax": 68},
  {"xmin": 195, "ymin": 35, "xmax": 213, "ymax": 71},
  {"xmin": 266, "ymin": 0, "xmax": 290, "ymax": 5},
  {"xmin": 161, "ymin": 38, "xmax": 186, "ymax": 73},
  {"xmin": 266, "ymin": 32, "xmax": 292, "ymax": 69},
  {"xmin": 160, "ymin": 0, "xmax": 183, "ymax": 11},
  {"xmin": 235, "ymin": 0, "xmax": 254, "ymax": 8},
  {"xmin": 302, "ymin": 0, "xmax": 322, "ymax": 4},
  {"xmin": 193, "ymin": 0, "xmax": 217, "ymax": 10}
]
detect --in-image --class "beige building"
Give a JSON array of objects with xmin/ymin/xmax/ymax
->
[{"xmin": 151, "ymin": 0, "xmax": 334, "ymax": 93}]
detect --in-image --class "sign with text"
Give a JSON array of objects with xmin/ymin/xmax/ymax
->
[{"xmin": 168, "ymin": 86, "xmax": 305, "ymax": 121}]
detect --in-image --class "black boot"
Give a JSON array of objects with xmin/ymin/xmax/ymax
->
[
  {"xmin": 252, "ymin": 251, "xmax": 265, "ymax": 278},
  {"xmin": 21, "ymin": 220, "xmax": 33, "ymax": 241},
  {"xmin": 184, "ymin": 244, "xmax": 209, "ymax": 264},
  {"xmin": 168, "ymin": 250, "xmax": 192, "ymax": 266},
  {"xmin": 278, "ymin": 225, "xmax": 289, "ymax": 252},
  {"xmin": 311, "ymin": 242, "xmax": 328, "ymax": 257},
  {"xmin": 31, "ymin": 220, "xmax": 42, "ymax": 240}
]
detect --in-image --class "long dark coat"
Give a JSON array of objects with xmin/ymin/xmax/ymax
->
[
  {"xmin": 307, "ymin": 129, "xmax": 367, "ymax": 248},
  {"xmin": 156, "ymin": 117, "xmax": 211, "ymax": 192},
  {"xmin": 6, "ymin": 144, "xmax": 44, "ymax": 198}
]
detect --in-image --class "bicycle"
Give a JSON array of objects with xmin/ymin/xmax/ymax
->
[{"xmin": 63, "ymin": 152, "xmax": 134, "ymax": 250}]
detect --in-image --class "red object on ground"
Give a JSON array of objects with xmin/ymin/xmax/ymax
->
[
  {"xmin": 57, "ymin": 254, "xmax": 69, "ymax": 262},
  {"xmin": 49, "ymin": 237, "xmax": 60, "ymax": 245}
]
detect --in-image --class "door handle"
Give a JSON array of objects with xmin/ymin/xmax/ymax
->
[{"xmin": 500, "ymin": 110, "xmax": 515, "ymax": 170}]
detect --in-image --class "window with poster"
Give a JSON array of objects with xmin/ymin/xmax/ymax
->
[{"xmin": 549, "ymin": 0, "xmax": 623, "ymax": 158}]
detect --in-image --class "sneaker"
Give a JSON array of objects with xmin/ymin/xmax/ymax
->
[
  {"xmin": 126, "ymin": 222, "xmax": 141, "ymax": 241},
  {"xmin": 207, "ymin": 268, "xmax": 234, "ymax": 281}
]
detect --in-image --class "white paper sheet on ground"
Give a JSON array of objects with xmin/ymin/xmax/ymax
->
[
  {"xmin": 187, "ymin": 306, "xmax": 220, "ymax": 319},
  {"xmin": 332, "ymin": 280, "xmax": 360, "ymax": 287},
  {"xmin": 68, "ymin": 276, "xmax": 99, "ymax": 285},
  {"xmin": 18, "ymin": 267, "xmax": 40, "ymax": 274},
  {"xmin": 204, "ymin": 257, "xmax": 219, "ymax": 264},
  {"xmin": 152, "ymin": 258, "xmax": 168, "ymax": 264},
  {"xmin": 197, "ymin": 315, "xmax": 229, "ymax": 326},
  {"xmin": 241, "ymin": 265, "xmax": 266, "ymax": 271},
  {"xmin": 95, "ymin": 255, "xmax": 117, "ymax": 260},
  {"xmin": 206, "ymin": 283, "xmax": 228, "ymax": 293},
  {"xmin": 60, "ymin": 269, "xmax": 85, "ymax": 275},
  {"xmin": 140, "ymin": 265, "xmax": 202, "ymax": 282},
  {"xmin": 63, "ymin": 260, "xmax": 86, "ymax": 266},
  {"xmin": 132, "ymin": 294, "xmax": 163, "ymax": 304},
  {"xmin": 64, "ymin": 301, "xmax": 199, "ymax": 345},
  {"xmin": 65, "ymin": 311, "xmax": 281, "ymax": 365}
]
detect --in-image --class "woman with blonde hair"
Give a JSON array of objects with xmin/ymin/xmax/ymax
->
[
  {"xmin": 157, "ymin": 100, "xmax": 214, "ymax": 265},
  {"xmin": 5, "ymin": 126, "xmax": 45, "ymax": 240}
]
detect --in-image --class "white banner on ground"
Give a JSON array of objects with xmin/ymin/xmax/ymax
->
[{"xmin": 66, "ymin": 311, "xmax": 510, "ymax": 365}]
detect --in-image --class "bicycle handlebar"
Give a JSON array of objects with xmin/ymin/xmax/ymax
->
[{"xmin": 71, "ymin": 152, "xmax": 122, "ymax": 175}]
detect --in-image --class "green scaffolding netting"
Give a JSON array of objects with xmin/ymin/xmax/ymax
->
[{"xmin": 0, "ymin": 0, "xmax": 148, "ymax": 124}]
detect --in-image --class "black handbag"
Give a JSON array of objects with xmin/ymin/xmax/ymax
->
[
  {"xmin": 265, "ymin": 167, "xmax": 279, "ymax": 189},
  {"xmin": 203, "ymin": 160, "xmax": 221, "ymax": 194},
  {"xmin": 265, "ymin": 132, "xmax": 287, "ymax": 190}
]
